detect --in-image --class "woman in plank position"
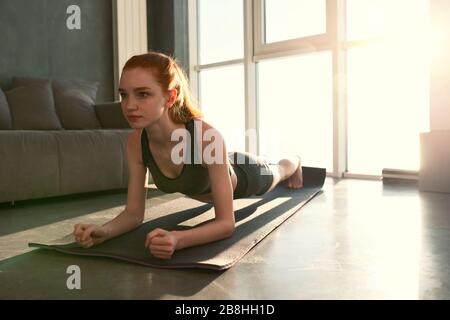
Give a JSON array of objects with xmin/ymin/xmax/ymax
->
[{"xmin": 73, "ymin": 51, "xmax": 303, "ymax": 259}]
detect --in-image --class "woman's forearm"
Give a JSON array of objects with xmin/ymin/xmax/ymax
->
[
  {"xmin": 172, "ymin": 218, "xmax": 235, "ymax": 250},
  {"xmin": 102, "ymin": 210, "xmax": 143, "ymax": 241}
]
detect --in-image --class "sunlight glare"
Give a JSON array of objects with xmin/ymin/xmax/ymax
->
[{"xmin": 347, "ymin": 0, "xmax": 431, "ymax": 174}]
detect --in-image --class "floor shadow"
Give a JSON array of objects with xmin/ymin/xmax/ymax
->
[
  {"xmin": 0, "ymin": 248, "xmax": 222, "ymax": 299},
  {"xmin": 0, "ymin": 188, "xmax": 127, "ymax": 208},
  {"xmin": 0, "ymin": 188, "xmax": 167, "ymax": 237}
]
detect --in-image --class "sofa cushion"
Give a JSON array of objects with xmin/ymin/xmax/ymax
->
[
  {"xmin": 52, "ymin": 79, "xmax": 101, "ymax": 129},
  {"xmin": 13, "ymin": 76, "xmax": 101, "ymax": 130},
  {"xmin": 5, "ymin": 82, "xmax": 63, "ymax": 130},
  {"xmin": 55, "ymin": 130, "xmax": 127, "ymax": 194},
  {"xmin": 0, "ymin": 89, "xmax": 12, "ymax": 129},
  {"xmin": 0, "ymin": 131, "xmax": 60, "ymax": 202}
]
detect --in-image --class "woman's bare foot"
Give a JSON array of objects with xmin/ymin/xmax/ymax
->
[
  {"xmin": 264, "ymin": 155, "xmax": 304, "ymax": 194},
  {"xmin": 287, "ymin": 157, "xmax": 303, "ymax": 189}
]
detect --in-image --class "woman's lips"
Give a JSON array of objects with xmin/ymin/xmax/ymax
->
[{"xmin": 128, "ymin": 116, "xmax": 142, "ymax": 122}]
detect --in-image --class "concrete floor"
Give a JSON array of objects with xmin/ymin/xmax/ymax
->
[{"xmin": 0, "ymin": 178, "xmax": 449, "ymax": 299}]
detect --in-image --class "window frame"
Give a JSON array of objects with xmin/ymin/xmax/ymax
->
[{"xmin": 253, "ymin": 0, "xmax": 333, "ymax": 61}]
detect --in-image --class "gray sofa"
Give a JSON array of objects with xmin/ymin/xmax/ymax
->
[{"xmin": 0, "ymin": 77, "xmax": 146, "ymax": 204}]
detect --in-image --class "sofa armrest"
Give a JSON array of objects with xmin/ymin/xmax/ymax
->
[{"xmin": 94, "ymin": 102, "xmax": 130, "ymax": 129}]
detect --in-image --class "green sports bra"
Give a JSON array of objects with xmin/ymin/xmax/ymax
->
[{"xmin": 141, "ymin": 119, "xmax": 233, "ymax": 195}]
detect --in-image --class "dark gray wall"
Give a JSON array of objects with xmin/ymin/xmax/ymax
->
[
  {"xmin": 147, "ymin": 0, "xmax": 189, "ymax": 72},
  {"xmin": 147, "ymin": 0, "xmax": 175, "ymax": 56},
  {"xmin": 0, "ymin": 0, "xmax": 114, "ymax": 102}
]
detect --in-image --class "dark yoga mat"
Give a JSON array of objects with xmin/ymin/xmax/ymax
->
[{"xmin": 29, "ymin": 166, "xmax": 326, "ymax": 270}]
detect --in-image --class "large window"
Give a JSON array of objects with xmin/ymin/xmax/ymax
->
[
  {"xmin": 199, "ymin": 64, "xmax": 246, "ymax": 153},
  {"xmin": 258, "ymin": 52, "xmax": 333, "ymax": 169},
  {"xmin": 255, "ymin": 0, "xmax": 333, "ymax": 170},
  {"xmin": 198, "ymin": 0, "xmax": 244, "ymax": 64},
  {"xmin": 196, "ymin": 0, "xmax": 246, "ymax": 152},
  {"xmin": 190, "ymin": 0, "xmax": 431, "ymax": 177},
  {"xmin": 346, "ymin": 0, "xmax": 430, "ymax": 175},
  {"xmin": 347, "ymin": 43, "xmax": 430, "ymax": 174}
]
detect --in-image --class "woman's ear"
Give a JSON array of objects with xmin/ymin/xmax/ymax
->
[{"xmin": 166, "ymin": 89, "xmax": 178, "ymax": 108}]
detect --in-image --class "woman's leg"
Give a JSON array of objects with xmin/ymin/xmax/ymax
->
[{"xmin": 264, "ymin": 155, "xmax": 303, "ymax": 194}]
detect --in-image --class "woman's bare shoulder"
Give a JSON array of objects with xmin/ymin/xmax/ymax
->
[
  {"xmin": 126, "ymin": 129, "xmax": 144, "ymax": 146},
  {"xmin": 126, "ymin": 129, "xmax": 144, "ymax": 164}
]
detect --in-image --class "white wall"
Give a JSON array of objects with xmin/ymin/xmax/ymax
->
[
  {"xmin": 430, "ymin": 0, "xmax": 450, "ymax": 131},
  {"xmin": 419, "ymin": 0, "xmax": 450, "ymax": 192},
  {"xmin": 112, "ymin": 0, "xmax": 148, "ymax": 100}
]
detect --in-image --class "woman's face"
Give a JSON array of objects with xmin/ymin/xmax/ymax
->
[{"xmin": 118, "ymin": 68, "xmax": 168, "ymax": 128}]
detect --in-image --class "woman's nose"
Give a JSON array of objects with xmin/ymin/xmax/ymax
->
[{"xmin": 124, "ymin": 98, "xmax": 138, "ymax": 111}]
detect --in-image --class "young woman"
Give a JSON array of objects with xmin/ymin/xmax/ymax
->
[{"xmin": 73, "ymin": 52, "xmax": 303, "ymax": 259}]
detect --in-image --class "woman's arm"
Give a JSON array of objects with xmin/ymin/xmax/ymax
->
[
  {"xmin": 173, "ymin": 157, "xmax": 235, "ymax": 249},
  {"xmin": 102, "ymin": 130, "xmax": 148, "ymax": 239},
  {"xmin": 146, "ymin": 124, "xmax": 235, "ymax": 259},
  {"xmin": 74, "ymin": 130, "xmax": 148, "ymax": 246}
]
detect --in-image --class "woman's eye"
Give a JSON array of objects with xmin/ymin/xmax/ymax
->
[
  {"xmin": 119, "ymin": 93, "xmax": 127, "ymax": 99},
  {"xmin": 138, "ymin": 92, "xmax": 150, "ymax": 98}
]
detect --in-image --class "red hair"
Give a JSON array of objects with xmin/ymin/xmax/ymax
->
[{"xmin": 122, "ymin": 51, "xmax": 203, "ymax": 123}]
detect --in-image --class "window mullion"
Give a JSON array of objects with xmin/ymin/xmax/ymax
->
[
  {"xmin": 331, "ymin": 0, "xmax": 348, "ymax": 178},
  {"xmin": 194, "ymin": 59, "xmax": 244, "ymax": 72},
  {"xmin": 244, "ymin": 0, "xmax": 258, "ymax": 153},
  {"xmin": 187, "ymin": 0, "xmax": 199, "ymax": 102}
]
